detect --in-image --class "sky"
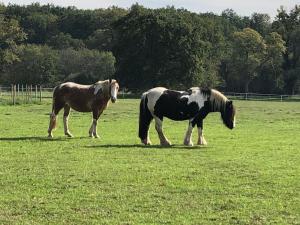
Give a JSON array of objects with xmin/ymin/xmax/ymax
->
[{"xmin": 1, "ymin": 0, "xmax": 299, "ymax": 18}]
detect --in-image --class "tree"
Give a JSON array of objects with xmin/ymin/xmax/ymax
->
[
  {"xmin": 272, "ymin": 5, "xmax": 300, "ymax": 94},
  {"xmin": 226, "ymin": 28, "xmax": 285, "ymax": 92},
  {"xmin": 3, "ymin": 44, "xmax": 58, "ymax": 85},
  {"xmin": 113, "ymin": 5, "xmax": 225, "ymax": 90},
  {"xmin": 57, "ymin": 48, "xmax": 115, "ymax": 84},
  {"xmin": 47, "ymin": 32, "xmax": 85, "ymax": 50},
  {"xmin": 250, "ymin": 13, "xmax": 271, "ymax": 37},
  {"xmin": 0, "ymin": 16, "xmax": 27, "ymax": 67},
  {"xmin": 85, "ymin": 29, "xmax": 113, "ymax": 51}
]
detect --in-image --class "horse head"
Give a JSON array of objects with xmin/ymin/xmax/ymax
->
[
  {"xmin": 221, "ymin": 100, "xmax": 236, "ymax": 129},
  {"xmin": 110, "ymin": 79, "xmax": 119, "ymax": 103}
]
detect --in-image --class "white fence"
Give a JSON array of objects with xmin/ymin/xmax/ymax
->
[
  {"xmin": 0, "ymin": 85, "xmax": 300, "ymax": 104},
  {"xmin": 224, "ymin": 92, "xmax": 300, "ymax": 101}
]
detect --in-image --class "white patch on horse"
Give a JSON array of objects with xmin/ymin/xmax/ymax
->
[
  {"xmin": 181, "ymin": 87, "xmax": 206, "ymax": 109},
  {"xmin": 145, "ymin": 87, "xmax": 167, "ymax": 116}
]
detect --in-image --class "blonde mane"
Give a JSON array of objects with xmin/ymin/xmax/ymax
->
[
  {"xmin": 209, "ymin": 89, "xmax": 228, "ymax": 112},
  {"xmin": 93, "ymin": 80, "xmax": 110, "ymax": 96}
]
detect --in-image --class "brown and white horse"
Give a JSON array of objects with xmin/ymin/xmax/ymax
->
[{"xmin": 48, "ymin": 79, "xmax": 119, "ymax": 138}]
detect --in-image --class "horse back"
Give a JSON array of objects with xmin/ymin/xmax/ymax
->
[{"xmin": 53, "ymin": 82, "xmax": 97, "ymax": 112}]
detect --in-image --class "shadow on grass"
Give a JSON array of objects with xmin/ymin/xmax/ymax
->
[
  {"xmin": 85, "ymin": 144, "xmax": 210, "ymax": 150},
  {"xmin": 85, "ymin": 144, "xmax": 159, "ymax": 149},
  {"xmin": 0, "ymin": 136, "xmax": 69, "ymax": 142}
]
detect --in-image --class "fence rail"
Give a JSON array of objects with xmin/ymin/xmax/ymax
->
[
  {"xmin": 0, "ymin": 85, "xmax": 300, "ymax": 104},
  {"xmin": 224, "ymin": 92, "xmax": 300, "ymax": 101}
]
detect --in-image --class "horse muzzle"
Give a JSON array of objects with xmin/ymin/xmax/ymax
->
[{"xmin": 111, "ymin": 97, "xmax": 117, "ymax": 103}]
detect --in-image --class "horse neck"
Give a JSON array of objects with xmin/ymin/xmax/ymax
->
[
  {"xmin": 95, "ymin": 81, "xmax": 111, "ymax": 99},
  {"xmin": 209, "ymin": 90, "xmax": 227, "ymax": 113}
]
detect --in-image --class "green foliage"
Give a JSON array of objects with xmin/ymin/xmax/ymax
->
[
  {"xmin": 225, "ymin": 28, "xmax": 285, "ymax": 92},
  {"xmin": 113, "ymin": 5, "xmax": 225, "ymax": 90},
  {"xmin": 0, "ymin": 2, "xmax": 299, "ymax": 94},
  {"xmin": 2, "ymin": 44, "xmax": 58, "ymax": 85},
  {"xmin": 0, "ymin": 16, "xmax": 27, "ymax": 66},
  {"xmin": 47, "ymin": 32, "xmax": 85, "ymax": 50},
  {"xmin": 57, "ymin": 48, "xmax": 115, "ymax": 84},
  {"xmin": 1, "ymin": 45, "xmax": 115, "ymax": 86},
  {"xmin": 272, "ymin": 5, "xmax": 300, "ymax": 94},
  {"xmin": 0, "ymin": 100, "xmax": 299, "ymax": 224}
]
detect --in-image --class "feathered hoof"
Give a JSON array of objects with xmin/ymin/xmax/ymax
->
[
  {"xmin": 184, "ymin": 140, "xmax": 194, "ymax": 147},
  {"xmin": 197, "ymin": 137, "xmax": 207, "ymax": 145},
  {"xmin": 160, "ymin": 140, "xmax": 172, "ymax": 147},
  {"xmin": 65, "ymin": 132, "xmax": 73, "ymax": 138},
  {"xmin": 142, "ymin": 138, "xmax": 152, "ymax": 145}
]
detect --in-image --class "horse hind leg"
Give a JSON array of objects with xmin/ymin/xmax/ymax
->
[
  {"xmin": 139, "ymin": 96, "xmax": 153, "ymax": 145},
  {"xmin": 197, "ymin": 120, "xmax": 207, "ymax": 145},
  {"xmin": 48, "ymin": 102, "xmax": 63, "ymax": 138},
  {"xmin": 154, "ymin": 117, "xmax": 171, "ymax": 147},
  {"xmin": 48, "ymin": 112, "xmax": 57, "ymax": 138},
  {"xmin": 63, "ymin": 105, "xmax": 73, "ymax": 137}
]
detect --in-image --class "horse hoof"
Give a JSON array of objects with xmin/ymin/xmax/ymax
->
[
  {"xmin": 48, "ymin": 134, "xmax": 53, "ymax": 138},
  {"xmin": 94, "ymin": 135, "xmax": 100, "ymax": 138},
  {"xmin": 197, "ymin": 140, "xmax": 207, "ymax": 145},
  {"xmin": 142, "ymin": 139, "xmax": 152, "ymax": 145},
  {"xmin": 184, "ymin": 141, "xmax": 194, "ymax": 147},
  {"xmin": 65, "ymin": 133, "xmax": 73, "ymax": 138},
  {"xmin": 161, "ymin": 141, "xmax": 172, "ymax": 147}
]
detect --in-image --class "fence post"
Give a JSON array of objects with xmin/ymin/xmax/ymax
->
[
  {"xmin": 25, "ymin": 85, "xmax": 27, "ymax": 101},
  {"xmin": 21, "ymin": 84, "xmax": 24, "ymax": 102},
  {"xmin": 11, "ymin": 84, "xmax": 16, "ymax": 105},
  {"xmin": 39, "ymin": 85, "xmax": 42, "ymax": 102},
  {"xmin": 17, "ymin": 84, "xmax": 19, "ymax": 99},
  {"xmin": 30, "ymin": 85, "xmax": 33, "ymax": 102},
  {"xmin": 35, "ymin": 85, "xmax": 37, "ymax": 101},
  {"xmin": 245, "ymin": 93, "xmax": 248, "ymax": 100}
]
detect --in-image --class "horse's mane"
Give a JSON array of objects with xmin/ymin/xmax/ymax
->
[
  {"xmin": 93, "ymin": 80, "xmax": 111, "ymax": 96},
  {"xmin": 209, "ymin": 89, "xmax": 228, "ymax": 112}
]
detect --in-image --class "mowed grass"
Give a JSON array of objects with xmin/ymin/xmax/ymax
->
[{"xmin": 0, "ymin": 99, "xmax": 299, "ymax": 225}]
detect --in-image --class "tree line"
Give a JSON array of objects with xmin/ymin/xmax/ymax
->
[{"xmin": 0, "ymin": 3, "xmax": 299, "ymax": 94}]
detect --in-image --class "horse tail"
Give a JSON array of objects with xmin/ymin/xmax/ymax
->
[
  {"xmin": 138, "ymin": 93, "xmax": 153, "ymax": 141},
  {"xmin": 50, "ymin": 86, "xmax": 59, "ymax": 129}
]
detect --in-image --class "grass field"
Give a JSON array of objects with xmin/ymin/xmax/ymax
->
[{"xmin": 0, "ymin": 99, "xmax": 299, "ymax": 224}]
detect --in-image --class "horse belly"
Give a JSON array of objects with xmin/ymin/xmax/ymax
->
[
  {"xmin": 164, "ymin": 112, "xmax": 193, "ymax": 121},
  {"xmin": 66, "ymin": 98, "xmax": 92, "ymax": 112},
  {"xmin": 69, "ymin": 103, "xmax": 91, "ymax": 112}
]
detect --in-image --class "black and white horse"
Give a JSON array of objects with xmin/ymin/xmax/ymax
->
[{"xmin": 139, "ymin": 87, "xmax": 236, "ymax": 146}]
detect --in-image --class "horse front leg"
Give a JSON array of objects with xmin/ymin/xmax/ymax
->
[
  {"xmin": 154, "ymin": 117, "xmax": 171, "ymax": 146},
  {"xmin": 63, "ymin": 105, "xmax": 73, "ymax": 137},
  {"xmin": 89, "ymin": 109, "xmax": 101, "ymax": 138},
  {"xmin": 184, "ymin": 120, "xmax": 194, "ymax": 146},
  {"xmin": 197, "ymin": 120, "xmax": 207, "ymax": 145}
]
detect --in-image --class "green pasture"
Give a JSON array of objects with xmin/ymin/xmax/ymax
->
[{"xmin": 0, "ymin": 99, "xmax": 299, "ymax": 224}]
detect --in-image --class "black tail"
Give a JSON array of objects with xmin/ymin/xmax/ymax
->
[{"xmin": 138, "ymin": 93, "xmax": 153, "ymax": 140}]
